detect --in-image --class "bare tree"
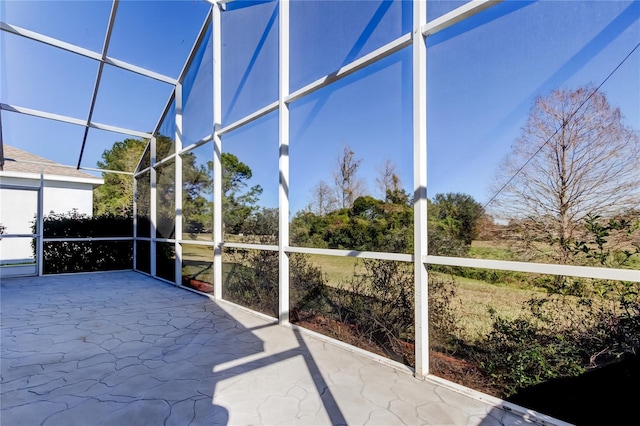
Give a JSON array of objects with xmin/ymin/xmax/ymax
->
[
  {"xmin": 310, "ymin": 180, "xmax": 337, "ymax": 215},
  {"xmin": 333, "ymin": 145, "xmax": 366, "ymax": 209},
  {"xmin": 491, "ymin": 86, "xmax": 640, "ymax": 262},
  {"xmin": 376, "ymin": 160, "xmax": 398, "ymax": 199}
]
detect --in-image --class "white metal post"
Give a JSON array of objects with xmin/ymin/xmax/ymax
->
[
  {"xmin": 150, "ymin": 136, "xmax": 158, "ymax": 277},
  {"xmin": 413, "ymin": 0, "xmax": 429, "ymax": 379},
  {"xmin": 175, "ymin": 83, "xmax": 183, "ymax": 286},
  {"xmin": 212, "ymin": 4, "xmax": 223, "ymax": 299},
  {"xmin": 132, "ymin": 174, "xmax": 137, "ymax": 271},
  {"xmin": 37, "ymin": 167, "xmax": 44, "ymax": 276},
  {"xmin": 278, "ymin": 0, "xmax": 291, "ymax": 325}
]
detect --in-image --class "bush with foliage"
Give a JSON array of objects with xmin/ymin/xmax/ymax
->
[
  {"xmin": 223, "ymin": 249, "xmax": 329, "ymax": 319},
  {"xmin": 223, "ymin": 247, "xmax": 279, "ymax": 317},
  {"xmin": 291, "ymin": 194, "xmax": 414, "ymax": 252},
  {"xmin": 472, "ymin": 215, "xmax": 640, "ymax": 396},
  {"xmin": 40, "ymin": 209, "xmax": 132, "ymax": 237},
  {"xmin": 290, "ymin": 255, "xmax": 461, "ymax": 366},
  {"xmin": 33, "ymin": 210, "xmax": 133, "ymax": 274}
]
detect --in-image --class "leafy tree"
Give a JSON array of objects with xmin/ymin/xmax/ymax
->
[
  {"xmin": 155, "ymin": 155, "xmax": 176, "ymax": 238},
  {"xmin": 182, "ymin": 152, "xmax": 213, "ymax": 235},
  {"xmin": 291, "ymin": 194, "xmax": 413, "ymax": 252},
  {"xmin": 290, "ymin": 211, "xmax": 330, "ymax": 248},
  {"xmin": 221, "ymin": 152, "xmax": 263, "ymax": 236},
  {"xmin": 95, "ymin": 136, "xmax": 213, "ymax": 238},
  {"xmin": 241, "ymin": 207, "xmax": 278, "ymax": 238},
  {"xmin": 431, "ymin": 193, "xmax": 485, "ymax": 245},
  {"xmin": 94, "ymin": 138, "xmax": 147, "ymax": 216},
  {"xmin": 492, "ymin": 86, "xmax": 640, "ymax": 263},
  {"xmin": 427, "ymin": 193, "xmax": 484, "ymax": 256}
]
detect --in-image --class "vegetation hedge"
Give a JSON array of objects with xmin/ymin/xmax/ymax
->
[
  {"xmin": 35, "ymin": 210, "xmax": 133, "ymax": 274},
  {"xmin": 43, "ymin": 241, "xmax": 133, "ymax": 274},
  {"xmin": 41, "ymin": 210, "xmax": 133, "ymax": 238}
]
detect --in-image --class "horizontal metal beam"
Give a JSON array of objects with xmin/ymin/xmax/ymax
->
[
  {"xmin": 222, "ymin": 242, "xmax": 279, "ymax": 251},
  {"xmin": 43, "ymin": 237, "xmax": 134, "ymax": 242},
  {"xmin": 285, "ymin": 246, "xmax": 413, "ymax": 262},
  {"xmin": 2, "ymin": 156, "xmax": 86, "ymax": 170},
  {"xmin": 0, "ymin": 22, "xmax": 177, "ymax": 85},
  {"xmin": 217, "ymin": 101, "xmax": 279, "ymax": 136},
  {"xmin": 151, "ymin": 153, "xmax": 177, "ymax": 168},
  {"xmin": 0, "ymin": 21, "xmax": 101, "ymax": 59},
  {"xmin": 1, "ymin": 103, "xmax": 86, "ymax": 126},
  {"xmin": 286, "ymin": 33, "xmax": 413, "ymax": 104},
  {"xmin": 90, "ymin": 122, "xmax": 151, "ymax": 139},
  {"xmin": 133, "ymin": 167, "xmax": 151, "ymax": 178},
  {"xmin": 176, "ymin": 239, "xmax": 217, "ymax": 247},
  {"xmin": 178, "ymin": 134, "xmax": 214, "ymax": 156},
  {"xmin": 422, "ymin": 0, "xmax": 503, "ymax": 37},
  {"xmin": 104, "ymin": 57, "xmax": 177, "ymax": 85},
  {"xmin": 424, "ymin": 255, "xmax": 640, "ymax": 283},
  {"xmin": 0, "ymin": 103, "xmax": 152, "ymax": 139},
  {"xmin": 79, "ymin": 166, "xmax": 134, "ymax": 176},
  {"xmin": 0, "ymin": 234, "xmax": 37, "ymax": 239}
]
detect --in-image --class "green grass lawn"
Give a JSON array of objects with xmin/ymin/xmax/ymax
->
[
  {"xmin": 469, "ymin": 243, "xmax": 516, "ymax": 261},
  {"xmin": 179, "ymin": 245, "xmax": 542, "ymax": 339},
  {"xmin": 179, "ymin": 241, "xmax": 634, "ymax": 343},
  {"xmin": 304, "ymin": 254, "xmax": 366, "ymax": 287},
  {"xmin": 429, "ymin": 271, "xmax": 544, "ymax": 340}
]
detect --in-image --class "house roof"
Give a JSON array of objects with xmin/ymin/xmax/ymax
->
[{"xmin": 0, "ymin": 145, "xmax": 103, "ymax": 183}]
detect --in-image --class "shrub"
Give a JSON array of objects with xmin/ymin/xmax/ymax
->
[
  {"xmin": 43, "ymin": 241, "xmax": 132, "ymax": 274},
  {"xmin": 478, "ymin": 308, "xmax": 585, "ymax": 396},
  {"xmin": 223, "ymin": 247, "xmax": 279, "ymax": 317},
  {"xmin": 34, "ymin": 210, "xmax": 133, "ymax": 274}
]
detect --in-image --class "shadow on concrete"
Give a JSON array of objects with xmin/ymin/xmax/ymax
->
[{"xmin": 206, "ymin": 305, "xmax": 347, "ymax": 425}]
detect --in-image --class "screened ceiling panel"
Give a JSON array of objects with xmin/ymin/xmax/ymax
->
[
  {"xmin": 290, "ymin": 0, "xmax": 411, "ymax": 92},
  {"xmin": 91, "ymin": 64, "xmax": 174, "ymax": 134},
  {"xmin": 107, "ymin": 0, "xmax": 211, "ymax": 79},
  {"xmin": 182, "ymin": 24, "xmax": 214, "ymax": 147},
  {"xmin": 427, "ymin": 0, "xmax": 471, "ymax": 22},
  {"xmin": 156, "ymin": 99, "xmax": 177, "ymax": 162},
  {"xmin": 79, "ymin": 127, "xmax": 148, "ymax": 173},
  {"xmin": 1, "ymin": 113, "xmax": 87, "ymax": 167},
  {"xmin": 0, "ymin": 32, "xmax": 97, "ymax": 119},
  {"xmin": 0, "ymin": 0, "xmax": 111, "ymax": 52},
  {"xmin": 223, "ymin": 110, "xmax": 280, "ymax": 211},
  {"xmin": 290, "ymin": 47, "xmax": 412, "ymax": 217},
  {"xmin": 0, "ymin": 0, "xmax": 212, "ymax": 171},
  {"xmin": 426, "ymin": 0, "xmax": 640, "ymax": 202},
  {"xmin": 221, "ymin": 0, "xmax": 279, "ymax": 126}
]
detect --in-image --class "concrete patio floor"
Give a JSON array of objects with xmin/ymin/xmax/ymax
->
[{"xmin": 1, "ymin": 271, "xmax": 561, "ymax": 426}]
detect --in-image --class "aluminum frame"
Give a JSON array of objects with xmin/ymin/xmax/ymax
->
[
  {"xmin": 0, "ymin": 183, "xmax": 42, "ymax": 276},
  {"xmin": 135, "ymin": 0, "xmax": 639, "ymax": 382},
  {"xmin": 2, "ymin": 1, "xmax": 638, "ymax": 419}
]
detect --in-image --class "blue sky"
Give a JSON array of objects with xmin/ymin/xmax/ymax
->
[{"xmin": 1, "ymin": 0, "xmax": 639, "ymax": 216}]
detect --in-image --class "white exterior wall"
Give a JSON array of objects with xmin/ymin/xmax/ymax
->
[
  {"xmin": 0, "ymin": 173, "xmax": 102, "ymax": 265},
  {"xmin": 43, "ymin": 182, "xmax": 95, "ymax": 216}
]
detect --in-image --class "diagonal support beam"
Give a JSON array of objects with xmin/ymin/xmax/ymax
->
[
  {"xmin": 0, "ymin": 21, "xmax": 177, "ymax": 85},
  {"xmin": 422, "ymin": 0, "xmax": 502, "ymax": 37},
  {"xmin": 0, "ymin": 103, "xmax": 152, "ymax": 139},
  {"xmin": 78, "ymin": 0, "xmax": 119, "ymax": 169}
]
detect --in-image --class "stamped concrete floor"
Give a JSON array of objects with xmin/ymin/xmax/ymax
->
[{"xmin": 1, "ymin": 271, "xmax": 553, "ymax": 426}]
